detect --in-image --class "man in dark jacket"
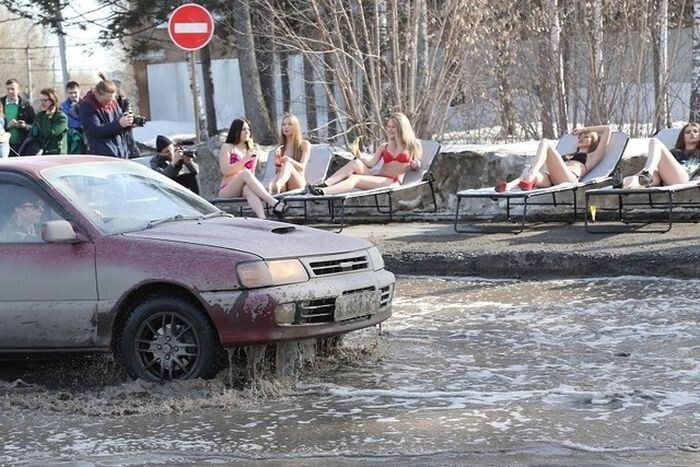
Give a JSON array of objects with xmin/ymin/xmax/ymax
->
[
  {"xmin": 150, "ymin": 135, "xmax": 200, "ymax": 194},
  {"xmin": 78, "ymin": 78, "xmax": 133, "ymax": 158},
  {"xmin": 1, "ymin": 78, "xmax": 36, "ymax": 156}
]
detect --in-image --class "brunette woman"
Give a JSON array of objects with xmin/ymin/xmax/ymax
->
[{"xmin": 218, "ymin": 117, "xmax": 286, "ymax": 219}]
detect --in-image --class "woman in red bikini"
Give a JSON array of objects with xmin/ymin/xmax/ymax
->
[
  {"xmin": 218, "ymin": 117, "xmax": 286, "ymax": 219},
  {"xmin": 267, "ymin": 113, "xmax": 311, "ymax": 195},
  {"xmin": 495, "ymin": 125, "xmax": 612, "ymax": 192},
  {"xmin": 307, "ymin": 112, "xmax": 422, "ymax": 195}
]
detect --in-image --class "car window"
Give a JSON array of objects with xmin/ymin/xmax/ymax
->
[
  {"xmin": 0, "ymin": 183, "xmax": 64, "ymax": 244},
  {"xmin": 42, "ymin": 161, "xmax": 219, "ymax": 234}
]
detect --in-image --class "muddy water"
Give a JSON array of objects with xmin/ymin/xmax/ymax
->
[{"xmin": 1, "ymin": 276, "xmax": 699, "ymax": 466}]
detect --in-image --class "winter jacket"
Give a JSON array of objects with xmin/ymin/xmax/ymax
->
[
  {"xmin": 78, "ymin": 90, "xmax": 129, "ymax": 158},
  {"xmin": 32, "ymin": 110, "xmax": 68, "ymax": 155}
]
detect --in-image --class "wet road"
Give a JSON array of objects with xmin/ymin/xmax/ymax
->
[{"xmin": 1, "ymin": 276, "xmax": 699, "ymax": 465}]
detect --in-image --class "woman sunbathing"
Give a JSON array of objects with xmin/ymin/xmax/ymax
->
[
  {"xmin": 218, "ymin": 117, "xmax": 286, "ymax": 219},
  {"xmin": 618, "ymin": 123, "xmax": 700, "ymax": 188},
  {"xmin": 496, "ymin": 125, "xmax": 612, "ymax": 192},
  {"xmin": 268, "ymin": 113, "xmax": 311, "ymax": 195},
  {"xmin": 306, "ymin": 112, "xmax": 422, "ymax": 195}
]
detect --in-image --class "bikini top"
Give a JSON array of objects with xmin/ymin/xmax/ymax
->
[
  {"xmin": 562, "ymin": 151, "xmax": 588, "ymax": 165},
  {"xmin": 230, "ymin": 149, "xmax": 255, "ymax": 169},
  {"xmin": 382, "ymin": 148, "xmax": 411, "ymax": 164}
]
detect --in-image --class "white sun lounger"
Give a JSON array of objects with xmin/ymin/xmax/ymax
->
[
  {"xmin": 453, "ymin": 131, "xmax": 629, "ymax": 234},
  {"xmin": 283, "ymin": 139, "xmax": 441, "ymax": 232},
  {"xmin": 585, "ymin": 128, "xmax": 700, "ymax": 233}
]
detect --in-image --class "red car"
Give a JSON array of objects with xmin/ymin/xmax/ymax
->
[{"xmin": 0, "ymin": 156, "xmax": 394, "ymax": 381}]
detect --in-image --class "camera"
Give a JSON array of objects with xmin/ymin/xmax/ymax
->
[
  {"xmin": 178, "ymin": 140, "xmax": 197, "ymax": 159},
  {"xmin": 131, "ymin": 114, "xmax": 148, "ymax": 127}
]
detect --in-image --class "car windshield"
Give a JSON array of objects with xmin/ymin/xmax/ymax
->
[{"xmin": 42, "ymin": 161, "xmax": 220, "ymax": 234}]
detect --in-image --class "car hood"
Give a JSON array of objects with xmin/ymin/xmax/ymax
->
[{"xmin": 123, "ymin": 217, "xmax": 373, "ymax": 259}]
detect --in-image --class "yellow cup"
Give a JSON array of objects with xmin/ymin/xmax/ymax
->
[{"xmin": 589, "ymin": 205, "xmax": 597, "ymax": 223}]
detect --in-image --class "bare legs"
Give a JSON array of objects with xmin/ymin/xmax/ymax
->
[
  {"xmin": 316, "ymin": 159, "xmax": 395, "ymax": 195},
  {"xmin": 269, "ymin": 161, "xmax": 305, "ymax": 194},
  {"xmin": 622, "ymin": 138, "xmax": 688, "ymax": 188},
  {"xmin": 500, "ymin": 140, "xmax": 582, "ymax": 191},
  {"xmin": 219, "ymin": 170, "xmax": 283, "ymax": 219}
]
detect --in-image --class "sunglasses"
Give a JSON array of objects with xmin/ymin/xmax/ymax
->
[{"xmin": 21, "ymin": 202, "xmax": 43, "ymax": 210}]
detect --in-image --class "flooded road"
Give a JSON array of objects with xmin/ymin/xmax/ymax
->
[{"xmin": 2, "ymin": 276, "xmax": 699, "ymax": 466}]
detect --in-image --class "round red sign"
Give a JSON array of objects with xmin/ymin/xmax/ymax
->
[{"xmin": 168, "ymin": 3, "xmax": 214, "ymax": 51}]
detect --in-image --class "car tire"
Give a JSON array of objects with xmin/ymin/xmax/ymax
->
[{"xmin": 119, "ymin": 296, "xmax": 220, "ymax": 382}]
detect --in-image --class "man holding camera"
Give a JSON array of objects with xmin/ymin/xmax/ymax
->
[
  {"xmin": 150, "ymin": 135, "xmax": 200, "ymax": 194},
  {"xmin": 2, "ymin": 78, "xmax": 35, "ymax": 156},
  {"xmin": 78, "ymin": 78, "xmax": 133, "ymax": 158}
]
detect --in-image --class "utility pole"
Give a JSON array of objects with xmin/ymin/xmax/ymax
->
[{"xmin": 25, "ymin": 46, "xmax": 33, "ymax": 102}]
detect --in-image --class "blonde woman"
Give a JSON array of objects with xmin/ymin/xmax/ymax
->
[
  {"xmin": 268, "ymin": 113, "xmax": 311, "ymax": 195},
  {"xmin": 619, "ymin": 123, "xmax": 700, "ymax": 188},
  {"xmin": 307, "ymin": 112, "xmax": 422, "ymax": 195},
  {"xmin": 496, "ymin": 125, "xmax": 612, "ymax": 192},
  {"xmin": 218, "ymin": 117, "xmax": 286, "ymax": 219}
]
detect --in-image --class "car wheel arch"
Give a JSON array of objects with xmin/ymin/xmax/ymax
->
[{"xmin": 110, "ymin": 283, "xmax": 221, "ymax": 353}]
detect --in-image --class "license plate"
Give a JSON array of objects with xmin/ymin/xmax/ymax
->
[{"xmin": 334, "ymin": 291, "xmax": 380, "ymax": 321}]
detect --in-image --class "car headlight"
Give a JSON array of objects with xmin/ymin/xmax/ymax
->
[
  {"xmin": 367, "ymin": 246, "xmax": 385, "ymax": 271},
  {"xmin": 236, "ymin": 259, "xmax": 309, "ymax": 288}
]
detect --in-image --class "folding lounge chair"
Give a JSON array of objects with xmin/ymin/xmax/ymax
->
[
  {"xmin": 210, "ymin": 144, "xmax": 334, "ymax": 214},
  {"xmin": 585, "ymin": 128, "xmax": 700, "ymax": 233},
  {"xmin": 282, "ymin": 139, "xmax": 441, "ymax": 232},
  {"xmin": 453, "ymin": 131, "xmax": 629, "ymax": 234}
]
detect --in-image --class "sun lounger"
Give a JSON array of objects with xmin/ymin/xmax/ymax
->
[
  {"xmin": 453, "ymin": 131, "xmax": 629, "ymax": 234},
  {"xmin": 585, "ymin": 128, "xmax": 700, "ymax": 233},
  {"xmin": 210, "ymin": 143, "xmax": 334, "ymax": 214},
  {"xmin": 283, "ymin": 139, "xmax": 441, "ymax": 232}
]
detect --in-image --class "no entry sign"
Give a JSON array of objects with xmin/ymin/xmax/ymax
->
[{"xmin": 168, "ymin": 3, "xmax": 214, "ymax": 51}]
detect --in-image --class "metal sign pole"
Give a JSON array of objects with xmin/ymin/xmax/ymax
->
[{"xmin": 189, "ymin": 50, "xmax": 201, "ymax": 143}]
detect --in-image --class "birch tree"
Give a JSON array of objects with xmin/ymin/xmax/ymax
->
[{"xmin": 690, "ymin": 0, "xmax": 700, "ymax": 121}]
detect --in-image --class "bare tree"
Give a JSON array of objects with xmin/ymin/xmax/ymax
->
[
  {"xmin": 690, "ymin": 0, "xmax": 700, "ymax": 120},
  {"xmin": 227, "ymin": 0, "xmax": 275, "ymax": 143}
]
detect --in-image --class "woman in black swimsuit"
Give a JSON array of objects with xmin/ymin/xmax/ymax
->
[
  {"xmin": 496, "ymin": 125, "xmax": 612, "ymax": 192},
  {"xmin": 618, "ymin": 122, "xmax": 700, "ymax": 188}
]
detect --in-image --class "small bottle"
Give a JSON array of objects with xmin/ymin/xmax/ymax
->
[{"xmin": 520, "ymin": 164, "xmax": 531, "ymax": 179}]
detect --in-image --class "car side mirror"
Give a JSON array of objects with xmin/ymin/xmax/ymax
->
[{"xmin": 42, "ymin": 220, "xmax": 79, "ymax": 243}]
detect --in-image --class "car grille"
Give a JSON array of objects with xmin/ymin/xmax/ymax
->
[
  {"xmin": 307, "ymin": 254, "xmax": 369, "ymax": 276},
  {"xmin": 295, "ymin": 285, "xmax": 392, "ymax": 324}
]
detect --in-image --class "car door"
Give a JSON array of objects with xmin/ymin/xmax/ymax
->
[{"xmin": 0, "ymin": 176, "xmax": 99, "ymax": 349}]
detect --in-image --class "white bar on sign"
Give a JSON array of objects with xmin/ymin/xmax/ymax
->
[{"xmin": 174, "ymin": 23, "xmax": 208, "ymax": 34}]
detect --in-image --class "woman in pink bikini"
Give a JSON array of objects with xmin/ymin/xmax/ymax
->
[
  {"xmin": 306, "ymin": 112, "xmax": 422, "ymax": 195},
  {"xmin": 218, "ymin": 117, "xmax": 285, "ymax": 219}
]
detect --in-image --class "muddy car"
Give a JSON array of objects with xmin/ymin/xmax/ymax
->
[{"xmin": 0, "ymin": 156, "xmax": 393, "ymax": 381}]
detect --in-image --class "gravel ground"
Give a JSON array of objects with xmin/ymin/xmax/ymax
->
[{"xmin": 341, "ymin": 221, "xmax": 700, "ymax": 279}]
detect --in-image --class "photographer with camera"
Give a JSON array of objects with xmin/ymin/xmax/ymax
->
[
  {"xmin": 150, "ymin": 135, "xmax": 200, "ymax": 194},
  {"xmin": 78, "ymin": 75, "xmax": 133, "ymax": 158}
]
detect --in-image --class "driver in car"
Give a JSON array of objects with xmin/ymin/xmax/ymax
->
[{"xmin": 1, "ymin": 195, "xmax": 44, "ymax": 242}]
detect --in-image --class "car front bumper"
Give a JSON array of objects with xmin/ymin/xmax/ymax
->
[{"xmin": 201, "ymin": 269, "xmax": 395, "ymax": 347}]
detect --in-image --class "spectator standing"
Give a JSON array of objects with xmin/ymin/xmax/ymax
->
[
  {"xmin": 60, "ymin": 81, "xmax": 85, "ymax": 154},
  {"xmin": 107, "ymin": 74, "xmax": 141, "ymax": 158},
  {"xmin": 32, "ymin": 88, "xmax": 67, "ymax": 155},
  {"xmin": 150, "ymin": 135, "xmax": 200, "ymax": 194},
  {"xmin": 0, "ymin": 102, "xmax": 9, "ymax": 158},
  {"xmin": 78, "ymin": 77, "xmax": 133, "ymax": 158},
  {"xmin": 1, "ymin": 78, "xmax": 35, "ymax": 156}
]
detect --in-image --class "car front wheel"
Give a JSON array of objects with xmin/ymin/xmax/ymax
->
[{"xmin": 119, "ymin": 297, "xmax": 220, "ymax": 382}]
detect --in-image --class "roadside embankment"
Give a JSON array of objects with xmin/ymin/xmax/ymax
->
[{"xmin": 343, "ymin": 222, "xmax": 700, "ymax": 279}]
